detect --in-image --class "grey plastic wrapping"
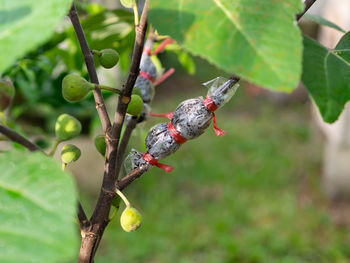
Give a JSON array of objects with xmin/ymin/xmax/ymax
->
[
  {"xmin": 125, "ymin": 77, "xmax": 239, "ymax": 173},
  {"xmin": 135, "ymin": 39, "xmax": 157, "ymax": 104},
  {"xmin": 171, "ymin": 98, "xmax": 212, "ymax": 139}
]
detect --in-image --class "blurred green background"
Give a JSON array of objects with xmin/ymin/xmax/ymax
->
[
  {"xmin": 90, "ymin": 85, "xmax": 350, "ymax": 263},
  {"xmin": 2, "ymin": 1, "xmax": 350, "ymax": 262}
]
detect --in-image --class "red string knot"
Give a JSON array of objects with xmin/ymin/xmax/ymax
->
[{"xmin": 142, "ymin": 153, "xmax": 173, "ymax": 172}]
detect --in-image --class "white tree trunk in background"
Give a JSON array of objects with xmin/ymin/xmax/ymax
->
[{"xmin": 310, "ymin": 0, "xmax": 350, "ymax": 199}]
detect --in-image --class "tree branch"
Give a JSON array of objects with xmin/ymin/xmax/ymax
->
[
  {"xmin": 0, "ymin": 124, "xmax": 42, "ymax": 152},
  {"xmin": 296, "ymin": 0, "xmax": 317, "ymax": 21},
  {"xmin": 116, "ymin": 166, "xmax": 148, "ymax": 191},
  {"xmin": 68, "ymin": 4, "xmax": 111, "ymax": 133}
]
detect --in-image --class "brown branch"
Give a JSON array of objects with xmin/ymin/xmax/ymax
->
[
  {"xmin": 78, "ymin": 202, "xmax": 89, "ymax": 229},
  {"xmin": 296, "ymin": 0, "xmax": 317, "ymax": 21},
  {"xmin": 72, "ymin": 2, "xmax": 149, "ymax": 262},
  {"xmin": 116, "ymin": 166, "xmax": 148, "ymax": 191},
  {"xmin": 68, "ymin": 4, "xmax": 111, "ymax": 133},
  {"xmin": 0, "ymin": 124, "xmax": 42, "ymax": 152}
]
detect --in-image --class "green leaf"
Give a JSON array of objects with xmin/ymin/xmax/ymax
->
[
  {"xmin": 302, "ymin": 33, "xmax": 350, "ymax": 123},
  {"xmin": 0, "ymin": 150, "xmax": 79, "ymax": 263},
  {"xmin": 304, "ymin": 14, "xmax": 346, "ymax": 33},
  {"xmin": 176, "ymin": 50, "xmax": 196, "ymax": 75},
  {"xmin": 148, "ymin": 0, "xmax": 303, "ymax": 91},
  {"xmin": 0, "ymin": 0, "xmax": 73, "ymax": 74}
]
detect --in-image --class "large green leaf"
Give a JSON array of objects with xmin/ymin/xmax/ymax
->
[
  {"xmin": 0, "ymin": 150, "xmax": 79, "ymax": 263},
  {"xmin": 0, "ymin": 0, "xmax": 72, "ymax": 74},
  {"xmin": 302, "ymin": 33, "xmax": 350, "ymax": 123},
  {"xmin": 148, "ymin": 0, "xmax": 303, "ymax": 91}
]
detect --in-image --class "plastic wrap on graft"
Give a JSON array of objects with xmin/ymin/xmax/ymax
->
[
  {"xmin": 145, "ymin": 122, "xmax": 180, "ymax": 159},
  {"xmin": 203, "ymin": 77, "xmax": 239, "ymax": 108},
  {"xmin": 171, "ymin": 98, "xmax": 212, "ymax": 139},
  {"xmin": 124, "ymin": 149, "xmax": 151, "ymax": 173}
]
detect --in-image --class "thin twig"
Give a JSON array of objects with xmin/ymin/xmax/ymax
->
[
  {"xmin": 296, "ymin": 0, "xmax": 317, "ymax": 21},
  {"xmin": 68, "ymin": 4, "xmax": 111, "ymax": 133},
  {"xmin": 116, "ymin": 166, "xmax": 148, "ymax": 191},
  {"xmin": 0, "ymin": 124, "xmax": 42, "ymax": 152},
  {"xmin": 78, "ymin": 202, "xmax": 89, "ymax": 229}
]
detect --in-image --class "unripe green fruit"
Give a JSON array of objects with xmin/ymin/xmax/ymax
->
[
  {"xmin": 61, "ymin": 144, "xmax": 81, "ymax": 164},
  {"xmin": 120, "ymin": 206, "xmax": 142, "ymax": 232},
  {"xmin": 62, "ymin": 74, "xmax": 94, "ymax": 102},
  {"xmin": 132, "ymin": 87, "xmax": 142, "ymax": 98},
  {"xmin": 0, "ymin": 80, "xmax": 15, "ymax": 111},
  {"xmin": 120, "ymin": 0, "xmax": 137, "ymax": 8},
  {"xmin": 99, "ymin": 49, "xmax": 120, "ymax": 69},
  {"xmin": 55, "ymin": 114, "xmax": 82, "ymax": 141},
  {"xmin": 127, "ymin": 94, "xmax": 143, "ymax": 116},
  {"xmin": 94, "ymin": 135, "xmax": 106, "ymax": 157}
]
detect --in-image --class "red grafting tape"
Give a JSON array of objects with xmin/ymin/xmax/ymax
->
[
  {"xmin": 202, "ymin": 96, "xmax": 225, "ymax": 137},
  {"xmin": 154, "ymin": 68, "xmax": 175, "ymax": 87},
  {"xmin": 139, "ymin": 71, "xmax": 155, "ymax": 83},
  {"xmin": 143, "ymin": 48, "xmax": 152, "ymax": 56},
  {"xmin": 202, "ymin": 96, "xmax": 218, "ymax": 112},
  {"xmin": 142, "ymin": 153, "xmax": 173, "ymax": 172},
  {"xmin": 167, "ymin": 121, "xmax": 187, "ymax": 145},
  {"xmin": 149, "ymin": 112, "xmax": 173, "ymax": 119},
  {"xmin": 152, "ymin": 38, "xmax": 175, "ymax": 55}
]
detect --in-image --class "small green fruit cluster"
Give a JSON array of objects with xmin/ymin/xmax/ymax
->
[
  {"xmin": 120, "ymin": 206, "xmax": 142, "ymax": 232},
  {"xmin": 55, "ymin": 114, "xmax": 82, "ymax": 142},
  {"xmin": 94, "ymin": 135, "xmax": 106, "ymax": 157},
  {"xmin": 0, "ymin": 80, "xmax": 15, "ymax": 111},
  {"xmin": 61, "ymin": 144, "xmax": 81, "ymax": 164}
]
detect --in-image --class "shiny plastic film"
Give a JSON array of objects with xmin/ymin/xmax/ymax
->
[
  {"xmin": 125, "ymin": 76, "xmax": 239, "ymax": 173},
  {"xmin": 203, "ymin": 76, "xmax": 239, "ymax": 108}
]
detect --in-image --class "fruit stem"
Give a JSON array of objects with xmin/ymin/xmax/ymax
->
[
  {"xmin": 116, "ymin": 189, "xmax": 131, "ymax": 207},
  {"xmin": 95, "ymin": 84, "xmax": 121, "ymax": 95},
  {"xmin": 0, "ymin": 112, "xmax": 7, "ymax": 126},
  {"xmin": 62, "ymin": 162, "xmax": 67, "ymax": 171},
  {"xmin": 49, "ymin": 139, "xmax": 60, "ymax": 156},
  {"xmin": 133, "ymin": 3, "xmax": 139, "ymax": 26},
  {"xmin": 91, "ymin": 50, "xmax": 102, "ymax": 57}
]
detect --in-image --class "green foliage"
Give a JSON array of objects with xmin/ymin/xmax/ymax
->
[
  {"xmin": 0, "ymin": 0, "xmax": 72, "ymax": 73},
  {"xmin": 148, "ymin": 0, "xmax": 303, "ymax": 92},
  {"xmin": 0, "ymin": 150, "xmax": 78, "ymax": 263},
  {"xmin": 304, "ymin": 14, "xmax": 346, "ymax": 33},
  {"xmin": 61, "ymin": 144, "xmax": 81, "ymax": 164},
  {"xmin": 302, "ymin": 33, "xmax": 350, "ymax": 123},
  {"xmin": 0, "ymin": 80, "xmax": 15, "ymax": 111},
  {"xmin": 97, "ymin": 96, "xmax": 349, "ymax": 263},
  {"xmin": 55, "ymin": 113, "xmax": 82, "ymax": 141}
]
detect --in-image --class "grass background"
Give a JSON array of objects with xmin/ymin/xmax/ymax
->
[{"xmin": 82, "ymin": 81, "xmax": 350, "ymax": 263}]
